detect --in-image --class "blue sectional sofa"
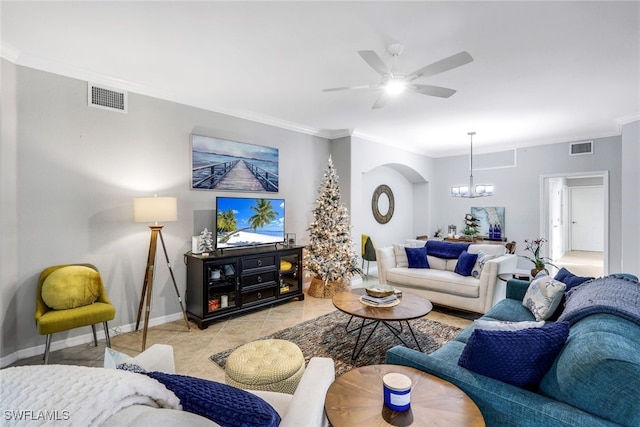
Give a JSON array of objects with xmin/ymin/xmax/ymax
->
[{"xmin": 386, "ymin": 277, "xmax": 640, "ymax": 426}]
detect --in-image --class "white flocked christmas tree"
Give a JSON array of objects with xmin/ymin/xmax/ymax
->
[{"xmin": 305, "ymin": 157, "xmax": 361, "ymax": 298}]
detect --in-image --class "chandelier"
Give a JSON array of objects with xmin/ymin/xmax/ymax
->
[{"xmin": 451, "ymin": 132, "xmax": 494, "ymax": 198}]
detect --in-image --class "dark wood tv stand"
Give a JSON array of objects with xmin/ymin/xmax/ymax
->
[{"xmin": 184, "ymin": 245, "xmax": 304, "ymax": 329}]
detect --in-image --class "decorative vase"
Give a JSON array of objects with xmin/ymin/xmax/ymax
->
[
  {"xmin": 530, "ymin": 265, "xmax": 548, "ymax": 278},
  {"xmin": 308, "ymin": 276, "xmax": 348, "ymax": 298}
]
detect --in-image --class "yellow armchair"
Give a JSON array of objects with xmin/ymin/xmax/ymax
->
[
  {"xmin": 361, "ymin": 234, "xmax": 377, "ymax": 277},
  {"xmin": 35, "ymin": 264, "xmax": 116, "ymax": 364}
]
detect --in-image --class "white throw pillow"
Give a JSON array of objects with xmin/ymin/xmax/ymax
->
[
  {"xmin": 393, "ymin": 243, "xmax": 418, "ymax": 268},
  {"xmin": 473, "ymin": 319, "xmax": 545, "ymax": 331},
  {"xmin": 427, "ymin": 255, "xmax": 447, "ymax": 270},
  {"xmin": 522, "ymin": 274, "xmax": 566, "ymax": 321},
  {"xmin": 104, "ymin": 344, "xmax": 176, "ymax": 374}
]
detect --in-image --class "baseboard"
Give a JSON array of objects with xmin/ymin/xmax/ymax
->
[{"xmin": 0, "ymin": 312, "xmax": 185, "ymax": 368}]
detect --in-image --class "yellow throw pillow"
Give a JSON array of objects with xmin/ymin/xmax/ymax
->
[{"xmin": 41, "ymin": 266, "xmax": 101, "ymax": 310}]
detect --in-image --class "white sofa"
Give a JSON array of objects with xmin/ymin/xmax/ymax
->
[{"xmin": 376, "ymin": 241, "xmax": 517, "ymax": 314}]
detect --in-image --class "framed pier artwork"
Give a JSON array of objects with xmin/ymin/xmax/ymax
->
[{"xmin": 191, "ymin": 134, "xmax": 279, "ymax": 192}]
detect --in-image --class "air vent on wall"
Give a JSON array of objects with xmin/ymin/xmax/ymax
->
[
  {"xmin": 570, "ymin": 141, "xmax": 593, "ymax": 156},
  {"xmin": 88, "ymin": 83, "xmax": 128, "ymax": 113}
]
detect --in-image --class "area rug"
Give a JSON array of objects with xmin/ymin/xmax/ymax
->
[{"xmin": 210, "ymin": 310, "xmax": 462, "ymax": 377}]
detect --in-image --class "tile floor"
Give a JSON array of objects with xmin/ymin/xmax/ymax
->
[
  {"xmin": 9, "ymin": 274, "xmax": 472, "ymax": 383},
  {"xmin": 554, "ymin": 250, "xmax": 604, "ymax": 278}
]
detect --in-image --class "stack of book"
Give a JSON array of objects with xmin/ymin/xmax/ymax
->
[{"xmin": 361, "ymin": 294, "xmax": 399, "ymax": 306}]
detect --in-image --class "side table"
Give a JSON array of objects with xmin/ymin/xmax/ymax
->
[{"xmin": 325, "ymin": 364, "xmax": 485, "ymax": 427}]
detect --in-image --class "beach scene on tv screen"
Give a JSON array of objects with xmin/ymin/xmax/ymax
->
[{"xmin": 216, "ymin": 198, "xmax": 285, "ymax": 248}]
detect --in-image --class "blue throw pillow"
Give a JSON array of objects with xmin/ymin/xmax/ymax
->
[
  {"xmin": 405, "ymin": 246, "xmax": 429, "ymax": 268},
  {"xmin": 458, "ymin": 322, "xmax": 570, "ymax": 388},
  {"xmin": 454, "ymin": 251, "xmax": 478, "ymax": 277},
  {"xmin": 554, "ymin": 267, "xmax": 593, "ymax": 291},
  {"xmin": 145, "ymin": 371, "xmax": 281, "ymax": 427}
]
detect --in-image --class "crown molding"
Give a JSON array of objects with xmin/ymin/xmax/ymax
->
[
  {"xmin": 0, "ymin": 42, "xmax": 336, "ymax": 140},
  {"xmin": 616, "ymin": 112, "xmax": 640, "ymax": 132},
  {"xmin": 4, "ymin": 42, "xmax": 632, "ymax": 154},
  {"xmin": 1, "ymin": 42, "xmax": 20, "ymax": 63},
  {"xmin": 2, "ymin": 42, "xmax": 160, "ymax": 99},
  {"xmin": 197, "ymin": 103, "xmax": 333, "ymax": 139},
  {"xmin": 324, "ymin": 129, "xmax": 352, "ymax": 140},
  {"xmin": 351, "ymin": 130, "xmax": 435, "ymax": 157}
]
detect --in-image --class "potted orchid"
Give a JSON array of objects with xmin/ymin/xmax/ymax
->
[{"xmin": 521, "ymin": 238, "xmax": 557, "ymax": 277}]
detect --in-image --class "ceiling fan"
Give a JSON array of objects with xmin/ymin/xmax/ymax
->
[{"xmin": 323, "ymin": 44, "xmax": 473, "ymax": 109}]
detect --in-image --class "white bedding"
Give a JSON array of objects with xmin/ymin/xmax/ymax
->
[{"xmin": 0, "ymin": 364, "xmax": 181, "ymax": 426}]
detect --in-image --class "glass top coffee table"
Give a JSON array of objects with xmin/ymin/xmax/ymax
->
[
  {"xmin": 332, "ymin": 288, "xmax": 432, "ymax": 361},
  {"xmin": 325, "ymin": 364, "xmax": 485, "ymax": 427}
]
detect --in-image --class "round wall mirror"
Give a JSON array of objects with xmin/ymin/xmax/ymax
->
[{"xmin": 372, "ymin": 185, "xmax": 394, "ymax": 224}]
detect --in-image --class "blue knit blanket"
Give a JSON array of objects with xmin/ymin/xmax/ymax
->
[
  {"xmin": 558, "ymin": 275, "xmax": 640, "ymax": 327},
  {"xmin": 426, "ymin": 241, "xmax": 471, "ymax": 259}
]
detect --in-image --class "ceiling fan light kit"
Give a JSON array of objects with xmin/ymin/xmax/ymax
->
[
  {"xmin": 322, "ymin": 44, "xmax": 473, "ymax": 109},
  {"xmin": 451, "ymin": 132, "xmax": 494, "ymax": 199},
  {"xmin": 384, "ymin": 77, "xmax": 407, "ymax": 95}
]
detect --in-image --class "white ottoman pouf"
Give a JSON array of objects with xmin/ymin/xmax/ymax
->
[{"xmin": 225, "ymin": 339, "xmax": 305, "ymax": 394}]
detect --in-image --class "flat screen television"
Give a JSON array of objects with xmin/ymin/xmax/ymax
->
[{"xmin": 215, "ymin": 197, "xmax": 285, "ymax": 249}]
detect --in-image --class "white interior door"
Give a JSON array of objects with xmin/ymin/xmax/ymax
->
[
  {"xmin": 548, "ymin": 178, "xmax": 564, "ymax": 260},
  {"xmin": 570, "ymin": 186, "xmax": 604, "ymax": 251}
]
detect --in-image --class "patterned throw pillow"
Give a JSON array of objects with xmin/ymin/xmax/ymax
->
[
  {"xmin": 458, "ymin": 322, "xmax": 570, "ymax": 388},
  {"xmin": 145, "ymin": 371, "xmax": 281, "ymax": 427},
  {"xmin": 471, "ymin": 251, "xmax": 497, "ymax": 278},
  {"xmin": 405, "ymin": 246, "xmax": 429, "ymax": 268},
  {"xmin": 522, "ymin": 273, "xmax": 567, "ymax": 321},
  {"xmin": 454, "ymin": 251, "xmax": 478, "ymax": 277},
  {"xmin": 105, "ymin": 345, "xmax": 176, "ymax": 374},
  {"xmin": 117, "ymin": 362, "xmax": 147, "ymax": 374}
]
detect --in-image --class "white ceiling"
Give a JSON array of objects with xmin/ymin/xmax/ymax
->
[{"xmin": 2, "ymin": 1, "xmax": 639, "ymax": 157}]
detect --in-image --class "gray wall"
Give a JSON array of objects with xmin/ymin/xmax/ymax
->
[
  {"xmin": 428, "ymin": 136, "xmax": 623, "ymax": 272},
  {"xmin": 361, "ymin": 165, "xmax": 416, "ymax": 248},
  {"xmin": 329, "ymin": 136, "xmax": 352, "ymax": 210},
  {"xmin": 1, "ymin": 59, "xmax": 20, "ymax": 362},
  {"xmin": 1, "ymin": 61, "xmax": 330, "ymax": 363},
  {"xmin": 621, "ymin": 121, "xmax": 640, "ymax": 276},
  {"xmin": 432, "ymin": 137, "xmax": 622, "ymax": 271},
  {"xmin": 346, "ymin": 132, "xmax": 627, "ymax": 275},
  {"xmin": 348, "ymin": 135, "xmax": 436, "ymax": 253}
]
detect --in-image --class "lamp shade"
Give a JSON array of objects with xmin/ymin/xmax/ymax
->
[{"xmin": 134, "ymin": 197, "xmax": 177, "ymax": 223}]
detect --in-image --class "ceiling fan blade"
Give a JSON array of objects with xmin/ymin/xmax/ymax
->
[
  {"xmin": 407, "ymin": 51, "xmax": 473, "ymax": 81},
  {"xmin": 358, "ymin": 50, "xmax": 390, "ymax": 76},
  {"xmin": 322, "ymin": 84, "xmax": 376, "ymax": 92},
  {"xmin": 372, "ymin": 92, "xmax": 390, "ymax": 109},
  {"xmin": 411, "ymin": 84, "xmax": 457, "ymax": 98}
]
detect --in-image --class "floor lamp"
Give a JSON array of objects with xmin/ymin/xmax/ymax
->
[{"xmin": 134, "ymin": 196, "xmax": 190, "ymax": 351}]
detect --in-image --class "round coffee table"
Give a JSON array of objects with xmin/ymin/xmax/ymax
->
[
  {"xmin": 325, "ymin": 364, "xmax": 485, "ymax": 427},
  {"xmin": 332, "ymin": 288, "xmax": 432, "ymax": 361}
]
